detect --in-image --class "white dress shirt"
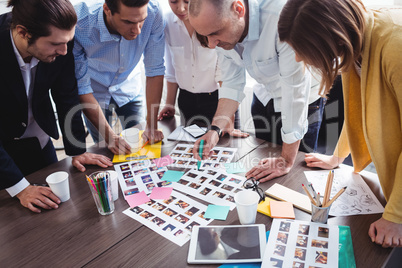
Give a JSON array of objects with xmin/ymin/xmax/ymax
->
[
  {"xmin": 164, "ymin": 11, "xmax": 220, "ymax": 93},
  {"xmin": 217, "ymin": 0, "xmax": 320, "ymax": 144}
]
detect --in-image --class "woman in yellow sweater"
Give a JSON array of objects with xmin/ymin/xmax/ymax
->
[{"xmin": 278, "ymin": 0, "xmax": 402, "ymax": 248}]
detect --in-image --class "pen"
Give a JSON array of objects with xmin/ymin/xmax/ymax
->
[{"xmin": 197, "ymin": 139, "xmax": 204, "ymax": 170}]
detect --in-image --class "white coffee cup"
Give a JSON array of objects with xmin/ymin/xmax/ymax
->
[
  {"xmin": 234, "ymin": 190, "xmax": 260, "ymax": 225},
  {"xmin": 108, "ymin": 170, "xmax": 119, "ymax": 201},
  {"xmin": 45, "ymin": 171, "xmax": 70, "ymax": 202},
  {"xmin": 121, "ymin": 128, "xmax": 140, "ymax": 153}
]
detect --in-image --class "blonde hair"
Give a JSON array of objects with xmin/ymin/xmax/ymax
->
[{"xmin": 278, "ymin": 0, "xmax": 366, "ymax": 96}]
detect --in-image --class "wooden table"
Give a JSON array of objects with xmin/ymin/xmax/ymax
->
[{"xmin": 0, "ymin": 117, "xmax": 393, "ymax": 267}]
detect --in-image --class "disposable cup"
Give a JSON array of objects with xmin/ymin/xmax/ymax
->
[
  {"xmin": 121, "ymin": 128, "xmax": 140, "ymax": 153},
  {"xmin": 234, "ymin": 190, "xmax": 260, "ymax": 225},
  {"xmin": 87, "ymin": 171, "xmax": 115, "ymax": 215},
  {"xmin": 46, "ymin": 171, "xmax": 70, "ymax": 202},
  {"xmin": 311, "ymin": 203, "xmax": 331, "ymax": 224},
  {"xmin": 108, "ymin": 170, "xmax": 119, "ymax": 201}
]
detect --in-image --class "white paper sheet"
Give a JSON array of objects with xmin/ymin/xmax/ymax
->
[
  {"xmin": 123, "ymin": 190, "xmax": 212, "ymax": 246},
  {"xmin": 114, "ymin": 160, "xmax": 169, "ymax": 198},
  {"xmin": 304, "ymin": 167, "xmax": 384, "ymax": 216},
  {"xmin": 167, "ymin": 126, "xmax": 208, "ymax": 142},
  {"xmin": 168, "ymin": 143, "xmax": 237, "ymax": 170},
  {"xmin": 262, "ymin": 219, "xmax": 339, "ymax": 268},
  {"xmin": 172, "ymin": 168, "xmax": 248, "ymax": 210}
]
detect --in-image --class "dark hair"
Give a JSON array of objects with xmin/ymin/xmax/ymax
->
[
  {"xmin": 105, "ymin": 0, "xmax": 150, "ymax": 15},
  {"xmin": 278, "ymin": 0, "xmax": 366, "ymax": 95},
  {"xmin": 8, "ymin": 0, "xmax": 77, "ymax": 45}
]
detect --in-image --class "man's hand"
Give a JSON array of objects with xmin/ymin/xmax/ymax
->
[
  {"xmin": 192, "ymin": 131, "xmax": 220, "ymax": 160},
  {"xmin": 158, "ymin": 106, "xmax": 175, "ymax": 120},
  {"xmin": 142, "ymin": 127, "xmax": 164, "ymax": 144},
  {"xmin": 16, "ymin": 185, "xmax": 60, "ymax": 213},
  {"xmin": 305, "ymin": 153, "xmax": 345, "ymax": 169},
  {"xmin": 245, "ymin": 156, "xmax": 293, "ymax": 182},
  {"xmin": 106, "ymin": 134, "xmax": 131, "ymax": 155},
  {"xmin": 227, "ymin": 129, "xmax": 250, "ymax": 138},
  {"xmin": 72, "ymin": 152, "xmax": 113, "ymax": 172},
  {"xmin": 368, "ymin": 217, "xmax": 402, "ymax": 248}
]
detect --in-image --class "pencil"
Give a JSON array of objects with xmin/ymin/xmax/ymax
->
[
  {"xmin": 323, "ymin": 170, "xmax": 334, "ymax": 206},
  {"xmin": 324, "ymin": 186, "xmax": 347, "ymax": 208},
  {"xmin": 316, "ymin": 192, "xmax": 322, "ymax": 207},
  {"xmin": 302, "ymin": 184, "xmax": 317, "ymax": 206},
  {"xmin": 86, "ymin": 175, "xmax": 97, "ymax": 193},
  {"xmin": 140, "ymin": 140, "xmax": 149, "ymax": 150}
]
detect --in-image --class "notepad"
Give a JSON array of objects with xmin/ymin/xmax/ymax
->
[
  {"xmin": 257, "ymin": 197, "xmax": 274, "ymax": 217},
  {"xmin": 265, "ymin": 183, "xmax": 312, "ymax": 213},
  {"xmin": 269, "ymin": 200, "xmax": 295, "ymax": 219}
]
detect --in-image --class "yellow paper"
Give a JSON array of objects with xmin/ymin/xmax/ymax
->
[
  {"xmin": 112, "ymin": 130, "xmax": 162, "ymax": 163},
  {"xmin": 257, "ymin": 197, "xmax": 274, "ymax": 217}
]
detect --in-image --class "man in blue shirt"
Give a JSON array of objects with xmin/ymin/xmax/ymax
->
[
  {"xmin": 74, "ymin": 0, "xmax": 165, "ymax": 154},
  {"xmin": 189, "ymin": 0, "xmax": 325, "ymax": 182}
]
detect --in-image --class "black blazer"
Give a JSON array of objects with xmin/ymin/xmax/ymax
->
[{"xmin": 0, "ymin": 13, "xmax": 86, "ymax": 190}]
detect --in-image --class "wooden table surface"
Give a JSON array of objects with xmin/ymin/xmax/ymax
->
[{"xmin": 0, "ymin": 117, "xmax": 393, "ymax": 267}]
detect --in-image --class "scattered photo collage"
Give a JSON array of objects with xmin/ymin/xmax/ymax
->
[
  {"xmin": 263, "ymin": 219, "xmax": 339, "ymax": 268},
  {"xmin": 168, "ymin": 144, "xmax": 237, "ymax": 169},
  {"xmin": 114, "ymin": 159, "xmax": 170, "ymax": 198},
  {"xmin": 172, "ymin": 168, "xmax": 247, "ymax": 210},
  {"xmin": 123, "ymin": 190, "xmax": 213, "ymax": 247}
]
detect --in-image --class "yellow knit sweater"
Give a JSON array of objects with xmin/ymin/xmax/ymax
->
[{"xmin": 335, "ymin": 7, "xmax": 402, "ymax": 223}]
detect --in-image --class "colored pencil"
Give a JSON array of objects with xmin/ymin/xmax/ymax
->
[
  {"xmin": 302, "ymin": 184, "xmax": 317, "ymax": 206},
  {"xmin": 140, "ymin": 140, "xmax": 149, "ymax": 150},
  {"xmin": 323, "ymin": 170, "xmax": 334, "ymax": 206},
  {"xmin": 324, "ymin": 186, "xmax": 347, "ymax": 208},
  {"xmin": 197, "ymin": 139, "xmax": 204, "ymax": 170}
]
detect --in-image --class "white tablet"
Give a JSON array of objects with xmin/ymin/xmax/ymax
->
[{"xmin": 187, "ymin": 224, "xmax": 266, "ymax": 264}]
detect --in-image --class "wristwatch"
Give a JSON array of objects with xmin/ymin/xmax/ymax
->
[{"xmin": 209, "ymin": 125, "xmax": 222, "ymax": 138}]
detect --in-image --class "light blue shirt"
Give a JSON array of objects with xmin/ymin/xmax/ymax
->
[
  {"xmin": 73, "ymin": 1, "xmax": 165, "ymax": 109},
  {"xmin": 218, "ymin": 0, "xmax": 313, "ymax": 144}
]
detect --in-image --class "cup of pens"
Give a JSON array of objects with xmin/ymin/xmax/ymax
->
[{"xmin": 87, "ymin": 171, "xmax": 115, "ymax": 215}]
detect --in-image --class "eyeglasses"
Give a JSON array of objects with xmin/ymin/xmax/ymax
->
[{"xmin": 243, "ymin": 177, "xmax": 265, "ymax": 203}]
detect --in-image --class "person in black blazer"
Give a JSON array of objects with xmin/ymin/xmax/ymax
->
[{"xmin": 0, "ymin": 0, "xmax": 113, "ymax": 213}]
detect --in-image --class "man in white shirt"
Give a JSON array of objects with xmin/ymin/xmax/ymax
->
[
  {"xmin": 0, "ymin": 0, "xmax": 112, "ymax": 213},
  {"xmin": 189, "ymin": 0, "xmax": 325, "ymax": 182}
]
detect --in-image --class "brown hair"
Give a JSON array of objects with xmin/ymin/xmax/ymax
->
[
  {"xmin": 8, "ymin": 0, "xmax": 77, "ymax": 45},
  {"xmin": 105, "ymin": 0, "xmax": 149, "ymax": 15},
  {"xmin": 278, "ymin": 0, "xmax": 366, "ymax": 95}
]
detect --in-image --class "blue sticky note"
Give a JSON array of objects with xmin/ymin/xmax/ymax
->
[
  {"xmin": 224, "ymin": 163, "xmax": 247, "ymax": 174},
  {"xmin": 162, "ymin": 170, "xmax": 184, "ymax": 182},
  {"xmin": 204, "ymin": 205, "xmax": 230, "ymax": 221}
]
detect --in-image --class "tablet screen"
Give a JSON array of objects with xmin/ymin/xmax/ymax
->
[{"xmin": 188, "ymin": 225, "xmax": 266, "ymax": 263}]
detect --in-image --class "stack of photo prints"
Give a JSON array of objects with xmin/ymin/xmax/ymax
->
[
  {"xmin": 115, "ymin": 159, "xmax": 169, "ymax": 198},
  {"xmin": 262, "ymin": 219, "xmax": 339, "ymax": 268},
  {"xmin": 168, "ymin": 143, "xmax": 237, "ymax": 169},
  {"xmin": 114, "ymin": 144, "xmax": 247, "ymax": 246},
  {"xmin": 123, "ymin": 190, "xmax": 212, "ymax": 246}
]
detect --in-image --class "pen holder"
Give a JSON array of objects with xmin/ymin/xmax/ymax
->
[
  {"xmin": 311, "ymin": 203, "xmax": 331, "ymax": 224},
  {"xmin": 87, "ymin": 171, "xmax": 115, "ymax": 216}
]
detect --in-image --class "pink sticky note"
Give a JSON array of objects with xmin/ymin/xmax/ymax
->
[
  {"xmin": 125, "ymin": 191, "xmax": 150, "ymax": 208},
  {"xmin": 149, "ymin": 187, "xmax": 173, "ymax": 200},
  {"xmin": 153, "ymin": 155, "xmax": 174, "ymax": 167},
  {"xmin": 269, "ymin": 200, "xmax": 295, "ymax": 219}
]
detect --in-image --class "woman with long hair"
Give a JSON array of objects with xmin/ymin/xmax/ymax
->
[{"xmin": 278, "ymin": 0, "xmax": 402, "ymax": 248}]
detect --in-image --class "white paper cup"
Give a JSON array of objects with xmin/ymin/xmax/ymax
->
[
  {"xmin": 121, "ymin": 128, "xmax": 140, "ymax": 153},
  {"xmin": 45, "ymin": 171, "xmax": 70, "ymax": 202},
  {"xmin": 108, "ymin": 170, "xmax": 119, "ymax": 201},
  {"xmin": 234, "ymin": 190, "xmax": 260, "ymax": 225}
]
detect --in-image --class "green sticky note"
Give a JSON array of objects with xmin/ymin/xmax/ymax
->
[
  {"xmin": 204, "ymin": 205, "xmax": 230, "ymax": 221},
  {"xmin": 162, "ymin": 170, "xmax": 184, "ymax": 182},
  {"xmin": 224, "ymin": 163, "xmax": 247, "ymax": 174}
]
